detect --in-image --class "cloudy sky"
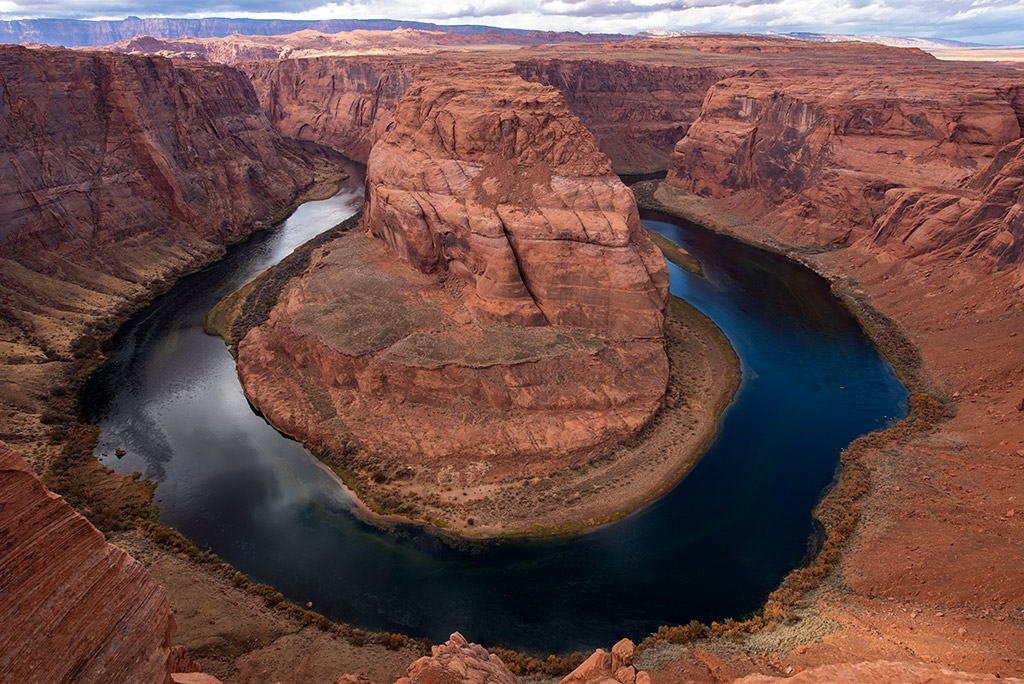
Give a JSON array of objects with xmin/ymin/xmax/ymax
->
[{"xmin": 2, "ymin": 0, "xmax": 1023, "ymax": 45}]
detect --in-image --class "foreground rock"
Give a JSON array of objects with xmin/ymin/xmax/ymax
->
[
  {"xmin": 0, "ymin": 441, "xmax": 201, "ymax": 683},
  {"xmin": 562, "ymin": 638, "xmax": 651, "ymax": 684},
  {"xmin": 396, "ymin": 632, "xmax": 518, "ymax": 684}
]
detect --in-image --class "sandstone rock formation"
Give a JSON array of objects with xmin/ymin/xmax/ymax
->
[
  {"xmin": 0, "ymin": 440, "xmax": 183, "ymax": 682},
  {"xmin": 397, "ymin": 632, "xmax": 518, "ymax": 684},
  {"xmin": 562, "ymin": 638, "xmax": 651, "ymax": 684},
  {"xmin": 666, "ymin": 56, "xmax": 1024, "ymax": 251},
  {"xmin": 235, "ymin": 73, "xmax": 669, "ymax": 522},
  {"xmin": 0, "ymin": 45, "xmax": 327, "ymax": 363},
  {"xmin": 240, "ymin": 53, "xmax": 724, "ymax": 174},
  {"xmin": 363, "ymin": 75, "xmax": 669, "ymax": 336},
  {"xmin": 512, "ymin": 59, "xmax": 724, "ymax": 173},
  {"xmin": 240, "ymin": 56, "xmax": 411, "ymax": 163},
  {"xmin": 871, "ymin": 136, "xmax": 1024, "ymax": 270}
]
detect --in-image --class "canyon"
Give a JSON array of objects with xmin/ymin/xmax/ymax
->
[{"xmin": 0, "ymin": 28, "xmax": 1022, "ymax": 684}]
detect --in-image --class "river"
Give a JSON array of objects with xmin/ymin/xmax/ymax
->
[{"xmin": 83, "ymin": 165, "xmax": 907, "ymax": 652}]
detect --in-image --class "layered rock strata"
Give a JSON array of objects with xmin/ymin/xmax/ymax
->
[
  {"xmin": 239, "ymin": 50, "xmax": 728, "ymax": 173},
  {"xmin": 512, "ymin": 59, "xmax": 725, "ymax": 173},
  {"xmin": 666, "ymin": 61, "xmax": 1024, "ymax": 252},
  {"xmin": 236, "ymin": 74, "xmax": 670, "ymax": 515},
  {"xmin": 240, "ymin": 56, "xmax": 411, "ymax": 163},
  {"xmin": 0, "ymin": 440, "xmax": 183, "ymax": 683},
  {"xmin": 871, "ymin": 136, "xmax": 1024, "ymax": 271},
  {"xmin": 363, "ymin": 75, "xmax": 670, "ymax": 336},
  {"xmin": 0, "ymin": 45, "xmax": 324, "ymax": 361}
]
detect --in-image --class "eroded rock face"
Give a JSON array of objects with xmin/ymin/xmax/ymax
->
[
  {"xmin": 512, "ymin": 59, "xmax": 725, "ymax": 174},
  {"xmin": 364, "ymin": 74, "xmax": 669, "ymax": 337},
  {"xmin": 871, "ymin": 137, "xmax": 1024, "ymax": 267},
  {"xmin": 240, "ymin": 51, "xmax": 723, "ymax": 173},
  {"xmin": 236, "ymin": 73, "xmax": 669, "ymax": 476},
  {"xmin": 240, "ymin": 56, "xmax": 411, "ymax": 164},
  {"xmin": 0, "ymin": 45, "xmax": 324, "ymax": 361},
  {"xmin": 0, "ymin": 46, "xmax": 315, "ymax": 257},
  {"xmin": 0, "ymin": 441, "xmax": 178, "ymax": 683},
  {"xmin": 667, "ymin": 61, "xmax": 1024, "ymax": 249}
]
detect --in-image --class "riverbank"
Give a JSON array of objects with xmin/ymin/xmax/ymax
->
[
  {"xmin": 629, "ymin": 180, "xmax": 1024, "ymax": 680},
  {"xmin": 213, "ymin": 221, "xmax": 740, "ymax": 537},
  {"xmin": 0, "ymin": 164, "xmax": 391, "ymax": 681},
  {"xmin": 0, "ymin": 164, "xmax": 353, "ymax": 557}
]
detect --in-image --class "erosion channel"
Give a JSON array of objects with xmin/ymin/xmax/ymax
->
[{"xmin": 81, "ymin": 164, "xmax": 907, "ymax": 653}]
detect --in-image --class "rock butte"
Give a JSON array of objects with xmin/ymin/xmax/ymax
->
[
  {"xmin": 236, "ymin": 72, "xmax": 670, "ymax": 472},
  {"xmin": 0, "ymin": 32, "xmax": 1022, "ymax": 684}
]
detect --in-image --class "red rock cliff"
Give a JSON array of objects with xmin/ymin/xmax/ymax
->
[
  {"xmin": 512, "ymin": 58, "xmax": 725, "ymax": 174},
  {"xmin": 240, "ymin": 56, "xmax": 412, "ymax": 163},
  {"xmin": 240, "ymin": 52, "xmax": 723, "ymax": 173},
  {"xmin": 666, "ymin": 56, "xmax": 1024, "ymax": 250},
  {"xmin": 0, "ymin": 45, "xmax": 324, "ymax": 360},
  {"xmin": 0, "ymin": 440, "xmax": 179, "ymax": 683}
]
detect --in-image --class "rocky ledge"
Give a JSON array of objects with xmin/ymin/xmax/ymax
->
[{"xmin": 0, "ymin": 440, "xmax": 203, "ymax": 683}]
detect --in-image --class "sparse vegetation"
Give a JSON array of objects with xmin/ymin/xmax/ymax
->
[{"xmin": 634, "ymin": 179, "xmax": 953, "ymax": 651}]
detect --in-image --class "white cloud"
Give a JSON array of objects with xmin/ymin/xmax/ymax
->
[{"xmin": 1, "ymin": 0, "xmax": 1022, "ymax": 44}]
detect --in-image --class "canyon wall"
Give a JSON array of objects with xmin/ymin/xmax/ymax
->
[
  {"xmin": 870, "ymin": 136, "xmax": 1024, "ymax": 270},
  {"xmin": 0, "ymin": 440, "xmax": 183, "ymax": 683},
  {"xmin": 666, "ymin": 60, "xmax": 1024, "ymax": 254},
  {"xmin": 241, "ymin": 53, "xmax": 723, "ymax": 173},
  {"xmin": 512, "ymin": 59, "xmax": 726, "ymax": 173},
  {"xmin": 240, "ymin": 56, "xmax": 412, "ymax": 164},
  {"xmin": 0, "ymin": 45, "xmax": 326, "ymax": 363}
]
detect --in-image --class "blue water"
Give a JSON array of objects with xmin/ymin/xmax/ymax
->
[{"xmin": 83, "ymin": 169, "xmax": 907, "ymax": 653}]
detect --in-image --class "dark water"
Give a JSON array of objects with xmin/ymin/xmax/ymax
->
[{"xmin": 83, "ymin": 170, "xmax": 907, "ymax": 653}]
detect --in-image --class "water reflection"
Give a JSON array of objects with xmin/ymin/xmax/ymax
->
[{"xmin": 84, "ymin": 178, "xmax": 907, "ymax": 652}]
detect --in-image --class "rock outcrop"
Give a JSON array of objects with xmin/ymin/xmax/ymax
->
[
  {"xmin": 870, "ymin": 136, "xmax": 1024, "ymax": 269},
  {"xmin": 397, "ymin": 632, "xmax": 518, "ymax": 684},
  {"xmin": 0, "ymin": 440, "xmax": 181, "ymax": 683},
  {"xmin": 562, "ymin": 639, "xmax": 651, "ymax": 684},
  {"xmin": 234, "ymin": 74, "xmax": 669, "ymax": 524}
]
